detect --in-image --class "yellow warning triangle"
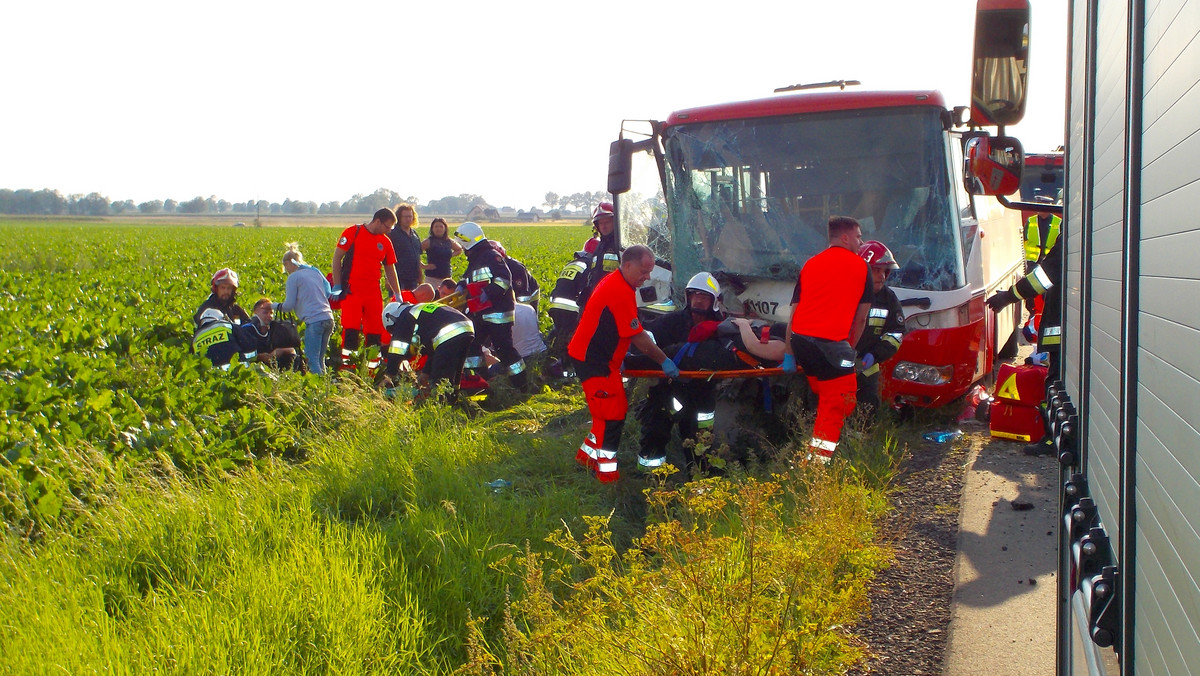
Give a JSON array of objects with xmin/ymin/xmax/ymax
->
[{"xmin": 996, "ymin": 373, "xmax": 1021, "ymax": 401}]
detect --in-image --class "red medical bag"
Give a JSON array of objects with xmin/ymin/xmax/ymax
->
[
  {"xmin": 989, "ymin": 400, "xmax": 1045, "ymax": 442},
  {"xmin": 993, "ymin": 363, "xmax": 1048, "ymax": 406}
]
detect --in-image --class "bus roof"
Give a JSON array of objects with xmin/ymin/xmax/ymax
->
[{"xmin": 663, "ymin": 90, "xmax": 948, "ymax": 128}]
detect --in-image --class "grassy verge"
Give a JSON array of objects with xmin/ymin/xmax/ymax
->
[{"xmin": 1, "ymin": 380, "xmax": 901, "ymax": 674}]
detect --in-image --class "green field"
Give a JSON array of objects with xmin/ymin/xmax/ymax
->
[{"xmin": 0, "ymin": 220, "xmax": 900, "ymax": 674}]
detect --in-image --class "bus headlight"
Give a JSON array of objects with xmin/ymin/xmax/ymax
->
[{"xmin": 892, "ymin": 361, "xmax": 954, "ymax": 386}]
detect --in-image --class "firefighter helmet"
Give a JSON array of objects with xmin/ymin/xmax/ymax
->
[
  {"xmin": 684, "ymin": 271, "xmax": 721, "ymax": 312},
  {"xmin": 210, "ymin": 267, "xmax": 239, "ymax": 293},
  {"xmin": 583, "ymin": 237, "xmax": 600, "ymax": 254},
  {"xmin": 858, "ymin": 241, "xmax": 899, "ymax": 270},
  {"xmin": 591, "ymin": 202, "xmax": 614, "ymax": 224},
  {"xmin": 685, "ymin": 271, "xmax": 721, "ymax": 299},
  {"xmin": 197, "ymin": 308, "xmax": 226, "ymax": 326},
  {"xmin": 453, "ymin": 221, "xmax": 487, "ymax": 249},
  {"xmin": 381, "ymin": 301, "xmax": 413, "ymax": 333}
]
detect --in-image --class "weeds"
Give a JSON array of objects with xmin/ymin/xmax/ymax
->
[{"xmin": 459, "ymin": 462, "xmax": 891, "ymax": 676}]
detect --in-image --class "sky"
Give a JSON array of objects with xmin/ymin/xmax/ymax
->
[{"xmin": 1, "ymin": 0, "xmax": 1067, "ymax": 211}]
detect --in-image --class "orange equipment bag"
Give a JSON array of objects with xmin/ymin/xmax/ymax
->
[{"xmin": 993, "ymin": 363, "xmax": 1048, "ymax": 406}]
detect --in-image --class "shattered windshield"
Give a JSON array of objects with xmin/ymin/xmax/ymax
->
[{"xmin": 662, "ymin": 107, "xmax": 966, "ymax": 291}]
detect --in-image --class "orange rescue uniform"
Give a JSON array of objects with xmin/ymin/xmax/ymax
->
[
  {"xmin": 567, "ymin": 270, "xmax": 643, "ymax": 482},
  {"xmin": 337, "ymin": 224, "xmax": 397, "ymax": 336},
  {"xmin": 789, "ymin": 246, "xmax": 872, "ymax": 461}
]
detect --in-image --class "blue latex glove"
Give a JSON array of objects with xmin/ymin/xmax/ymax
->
[
  {"xmin": 781, "ymin": 354, "xmax": 797, "ymax": 374},
  {"xmin": 860, "ymin": 352, "xmax": 875, "ymax": 369},
  {"xmin": 330, "ymin": 285, "xmax": 344, "ymax": 300},
  {"xmin": 661, "ymin": 359, "xmax": 681, "ymax": 379}
]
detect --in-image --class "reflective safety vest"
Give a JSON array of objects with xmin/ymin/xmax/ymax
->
[
  {"xmin": 388, "ymin": 303, "xmax": 475, "ymax": 357},
  {"xmin": 1024, "ymin": 215, "xmax": 1061, "ymax": 263}
]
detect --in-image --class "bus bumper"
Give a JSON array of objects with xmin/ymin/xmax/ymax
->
[{"xmin": 881, "ymin": 321, "xmax": 986, "ymax": 408}]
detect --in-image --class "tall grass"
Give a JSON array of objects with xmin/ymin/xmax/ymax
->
[{"xmin": 1, "ymin": 381, "xmax": 902, "ymax": 674}]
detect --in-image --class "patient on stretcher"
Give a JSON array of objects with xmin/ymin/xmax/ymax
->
[{"xmin": 625, "ymin": 317, "xmax": 787, "ymax": 372}]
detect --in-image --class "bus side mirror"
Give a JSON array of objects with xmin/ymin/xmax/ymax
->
[
  {"xmin": 963, "ymin": 135, "xmax": 1024, "ymax": 196},
  {"xmin": 608, "ymin": 139, "xmax": 633, "ymax": 195},
  {"xmin": 970, "ymin": 0, "xmax": 1030, "ymax": 127}
]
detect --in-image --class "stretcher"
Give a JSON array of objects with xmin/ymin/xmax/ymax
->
[{"xmin": 623, "ymin": 367, "xmax": 785, "ymax": 380}]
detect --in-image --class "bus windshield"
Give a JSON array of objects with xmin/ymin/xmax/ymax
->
[{"xmin": 661, "ymin": 106, "xmax": 966, "ymax": 292}]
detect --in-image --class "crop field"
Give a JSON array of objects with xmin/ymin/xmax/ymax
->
[{"xmin": 0, "ymin": 219, "xmax": 903, "ymax": 674}]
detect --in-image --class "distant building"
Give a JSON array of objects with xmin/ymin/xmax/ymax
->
[{"xmin": 464, "ymin": 204, "xmax": 501, "ymax": 221}]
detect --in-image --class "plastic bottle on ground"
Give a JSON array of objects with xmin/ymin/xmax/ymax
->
[
  {"xmin": 483, "ymin": 479, "xmax": 512, "ymax": 493},
  {"xmin": 923, "ymin": 429, "xmax": 964, "ymax": 444}
]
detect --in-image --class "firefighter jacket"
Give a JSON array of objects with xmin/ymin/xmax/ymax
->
[
  {"xmin": 192, "ymin": 318, "xmax": 258, "ymax": 368},
  {"xmin": 547, "ymin": 233, "xmax": 619, "ymax": 319},
  {"xmin": 583, "ymin": 232, "xmax": 620, "ymax": 294},
  {"xmin": 193, "ymin": 295, "xmax": 250, "ymax": 328},
  {"xmin": 1013, "ymin": 239, "xmax": 1062, "ymax": 347},
  {"xmin": 1024, "ymin": 214, "xmax": 1061, "ymax": 264},
  {"xmin": 386, "ymin": 302, "xmax": 474, "ymax": 376},
  {"xmin": 854, "ymin": 286, "xmax": 905, "ymax": 377},
  {"xmin": 547, "ymin": 251, "xmax": 592, "ymax": 317},
  {"xmin": 462, "ymin": 241, "xmax": 516, "ymax": 324},
  {"xmin": 504, "ymin": 255, "xmax": 540, "ymax": 306}
]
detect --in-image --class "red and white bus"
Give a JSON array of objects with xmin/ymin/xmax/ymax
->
[{"xmin": 611, "ymin": 85, "xmax": 1026, "ymax": 408}]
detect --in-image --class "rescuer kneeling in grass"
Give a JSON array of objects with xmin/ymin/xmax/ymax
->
[
  {"xmin": 568, "ymin": 245, "xmax": 678, "ymax": 483},
  {"xmin": 193, "ymin": 268, "xmax": 250, "ymax": 328},
  {"xmin": 192, "ymin": 308, "xmax": 258, "ymax": 369},
  {"xmin": 380, "ymin": 299, "xmax": 474, "ymax": 401},
  {"xmin": 454, "ymin": 221, "xmax": 528, "ymax": 391},
  {"xmin": 782, "ymin": 216, "xmax": 872, "ymax": 464}
]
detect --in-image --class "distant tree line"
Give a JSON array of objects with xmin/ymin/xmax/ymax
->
[
  {"xmin": 0, "ymin": 186, "xmax": 612, "ymax": 217},
  {"xmin": 542, "ymin": 191, "xmax": 610, "ymax": 213}
]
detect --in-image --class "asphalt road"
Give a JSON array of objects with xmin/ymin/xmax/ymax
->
[{"xmin": 943, "ymin": 426, "xmax": 1059, "ymax": 675}]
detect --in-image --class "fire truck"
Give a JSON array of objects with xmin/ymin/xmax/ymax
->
[
  {"xmin": 1020, "ymin": 150, "xmax": 1066, "ymax": 223},
  {"xmin": 607, "ymin": 0, "xmax": 1035, "ymax": 410},
  {"xmin": 1022, "ymin": 151, "xmax": 1066, "ymax": 203},
  {"xmin": 1048, "ymin": 0, "xmax": 1200, "ymax": 672}
]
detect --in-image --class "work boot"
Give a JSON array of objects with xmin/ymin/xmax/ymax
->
[
  {"xmin": 1023, "ymin": 436, "xmax": 1055, "ymax": 456},
  {"xmin": 575, "ymin": 448, "xmax": 597, "ymax": 471},
  {"xmin": 636, "ymin": 452, "xmax": 667, "ymax": 472}
]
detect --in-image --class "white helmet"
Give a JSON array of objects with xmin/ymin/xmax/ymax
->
[
  {"xmin": 685, "ymin": 272, "xmax": 721, "ymax": 301},
  {"xmin": 198, "ymin": 308, "xmax": 226, "ymax": 326},
  {"xmin": 454, "ymin": 221, "xmax": 487, "ymax": 250},
  {"xmin": 381, "ymin": 301, "xmax": 413, "ymax": 333},
  {"xmin": 210, "ymin": 267, "xmax": 239, "ymax": 292}
]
